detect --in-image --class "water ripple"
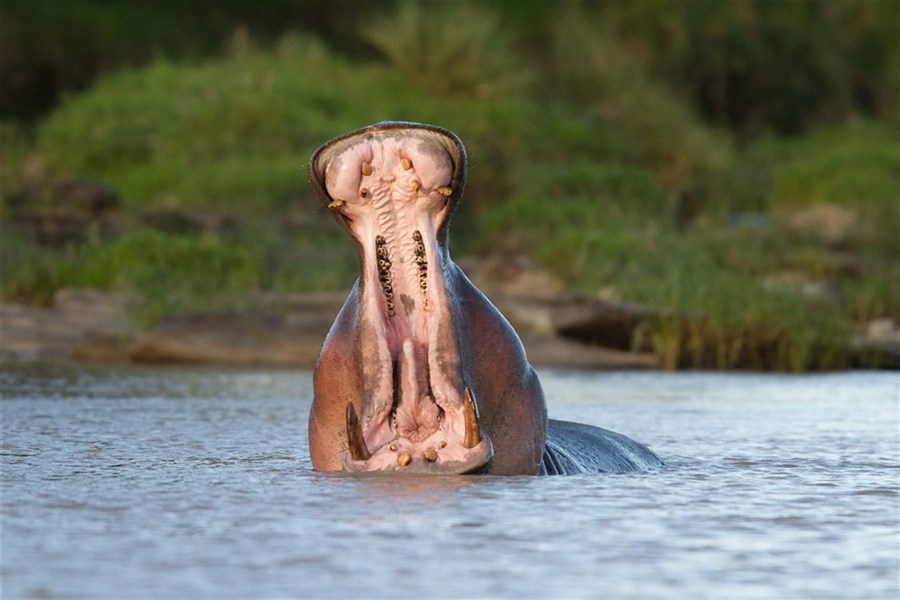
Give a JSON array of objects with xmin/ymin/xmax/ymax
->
[{"xmin": 1, "ymin": 364, "xmax": 898, "ymax": 599}]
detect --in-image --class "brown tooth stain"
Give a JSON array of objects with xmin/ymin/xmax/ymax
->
[
  {"xmin": 361, "ymin": 162, "xmax": 373, "ymax": 176},
  {"xmin": 398, "ymin": 452, "xmax": 412, "ymax": 467},
  {"xmin": 375, "ymin": 235, "xmax": 394, "ymax": 316},
  {"xmin": 436, "ymin": 186, "xmax": 452, "ymax": 196},
  {"xmin": 389, "ymin": 443, "xmax": 398, "ymax": 452},
  {"xmin": 438, "ymin": 440, "xmax": 447, "ymax": 448},
  {"xmin": 423, "ymin": 447, "xmax": 438, "ymax": 462},
  {"xmin": 401, "ymin": 158, "xmax": 412, "ymax": 171},
  {"xmin": 413, "ymin": 231, "xmax": 428, "ymax": 302}
]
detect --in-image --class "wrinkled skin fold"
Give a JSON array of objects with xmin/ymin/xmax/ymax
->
[{"xmin": 308, "ymin": 122, "xmax": 663, "ymax": 475}]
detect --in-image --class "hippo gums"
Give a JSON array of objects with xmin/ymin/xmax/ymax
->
[{"xmin": 307, "ymin": 122, "xmax": 662, "ymax": 475}]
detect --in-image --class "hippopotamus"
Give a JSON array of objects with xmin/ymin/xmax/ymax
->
[{"xmin": 307, "ymin": 122, "xmax": 662, "ymax": 475}]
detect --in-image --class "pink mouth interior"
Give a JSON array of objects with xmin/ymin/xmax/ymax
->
[{"xmin": 317, "ymin": 127, "xmax": 492, "ymax": 474}]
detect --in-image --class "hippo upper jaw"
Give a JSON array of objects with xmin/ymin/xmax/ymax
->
[{"xmin": 309, "ymin": 122, "xmax": 493, "ymax": 475}]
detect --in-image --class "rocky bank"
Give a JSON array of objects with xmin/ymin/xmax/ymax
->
[{"xmin": 2, "ymin": 255, "xmax": 897, "ymax": 371}]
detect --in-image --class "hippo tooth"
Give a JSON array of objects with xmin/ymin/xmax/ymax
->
[
  {"xmin": 328, "ymin": 199, "xmax": 344, "ymax": 209},
  {"xmin": 398, "ymin": 452, "xmax": 412, "ymax": 467},
  {"xmin": 361, "ymin": 162, "xmax": 373, "ymax": 176},
  {"xmin": 410, "ymin": 180, "xmax": 421, "ymax": 192},
  {"xmin": 463, "ymin": 387, "xmax": 482, "ymax": 449},
  {"xmin": 345, "ymin": 401, "xmax": 372, "ymax": 461},
  {"xmin": 436, "ymin": 186, "xmax": 452, "ymax": 197},
  {"xmin": 423, "ymin": 447, "xmax": 438, "ymax": 462},
  {"xmin": 401, "ymin": 158, "xmax": 412, "ymax": 171}
]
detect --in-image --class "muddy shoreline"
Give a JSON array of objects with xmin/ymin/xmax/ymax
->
[
  {"xmin": 0, "ymin": 288, "xmax": 659, "ymax": 371},
  {"xmin": 2, "ymin": 285, "xmax": 897, "ymax": 371}
]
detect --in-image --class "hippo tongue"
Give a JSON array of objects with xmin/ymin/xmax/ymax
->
[
  {"xmin": 310, "ymin": 123, "xmax": 493, "ymax": 474},
  {"xmin": 395, "ymin": 338, "xmax": 441, "ymax": 442}
]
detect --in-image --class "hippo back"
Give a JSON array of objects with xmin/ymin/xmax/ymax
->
[{"xmin": 541, "ymin": 419, "xmax": 664, "ymax": 475}]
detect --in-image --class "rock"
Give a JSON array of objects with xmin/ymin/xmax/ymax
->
[
  {"xmin": 126, "ymin": 290, "xmax": 663, "ymax": 370},
  {"xmin": 759, "ymin": 271, "xmax": 842, "ymax": 301},
  {"xmin": 14, "ymin": 180, "xmax": 120, "ymax": 215},
  {"xmin": 486, "ymin": 291, "xmax": 664, "ymax": 365},
  {"xmin": 866, "ymin": 318, "xmax": 897, "ymax": 341},
  {"xmin": 550, "ymin": 295, "xmax": 663, "ymax": 351},
  {"xmin": 783, "ymin": 203, "xmax": 863, "ymax": 244},
  {"xmin": 850, "ymin": 317, "xmax": 900, "ymax": 368},
  {"xmin": 519, "ymin": 332, "xmax": 659, "ymax": 370},
  {"xmin": 10, "ymin": 179, "xmax": 121, "ymax": 245},
  {"xmin": 456, "ymin": 254, "xmax": 565, "ymax": 298},
  {"xmin": 140, "ymin": 207, "xmax": 235, "ymax": 235},
  {"xmin": 0, "ymin": 288, "xmax": 135, "ymax": 361},
  {"xmin": 129, "ymin": 294, "xmax": 345, "ymax": 367},
  {"xmin": 448, "ymin": 255, "xmax": 664, "ymax": 360}
]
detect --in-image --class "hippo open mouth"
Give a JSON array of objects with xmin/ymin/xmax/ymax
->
[{"xmin": 309, "ymin": 122, "xmax": 494, "ymax": 474}]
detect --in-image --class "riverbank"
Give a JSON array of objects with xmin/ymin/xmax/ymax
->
[
  {"xmin": 3, "ymin": 281, "xmax": 897, "ymax": 371},
  {"xmin": 0, "ymin": 287, "xmax": 658, "ymax": 370}
]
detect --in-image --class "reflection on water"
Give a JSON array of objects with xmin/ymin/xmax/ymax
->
[{"xmin": 1, "ymin": 363, "xmax": 898, "ymax": 599}]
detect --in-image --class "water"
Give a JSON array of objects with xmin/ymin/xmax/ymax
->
[{"xmin": 1, "ymin": 363, "xmax": 898, "ymax": 599}]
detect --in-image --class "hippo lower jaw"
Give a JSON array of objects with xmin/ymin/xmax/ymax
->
[
  {"xmin": 343, "ymin": 387, "xmax": 493, "ymax": 475},
  {"xmin": 311, "ymin": 122, "xmax": 494, "ymax": 475}
]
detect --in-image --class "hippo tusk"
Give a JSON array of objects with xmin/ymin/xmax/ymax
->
[
  {"xmin": 463, "ymin": 387, "xmax": 482, "ymax": 449},
  {"xmin": 346, "ymin": 401, "xmax": 372, "ymax": 461}
]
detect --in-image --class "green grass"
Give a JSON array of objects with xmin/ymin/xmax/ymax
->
[
  {"xmin": 3, "ymin": 228, "xmax": 260, "ymax": 326},
  {"xmin": 4, "ymin": 3, "xmax": 898, "ymax": 371},
  {"xmin": 753, "ymin": 120, "xmax": 900, "ymax": 210}
]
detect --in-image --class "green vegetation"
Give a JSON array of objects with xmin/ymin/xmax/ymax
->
[
  {"xmin": 3, "ymin": 229, "xmax": 260, "ymax": 326},
  {"xmin": 2, "ymin": 1, "xmax": 898, "ymax": 370}
]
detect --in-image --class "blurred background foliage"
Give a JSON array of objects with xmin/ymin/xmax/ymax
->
[{"xmin": 1, "ymin": 0, "xmax": 898, "ymax": 370}]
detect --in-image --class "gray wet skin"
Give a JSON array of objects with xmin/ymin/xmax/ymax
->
[{"xmin": 308, "ymin": 122, "xmax": 663, "ymax": 475}]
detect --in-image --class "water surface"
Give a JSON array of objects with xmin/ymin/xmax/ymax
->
[{"xmin": 2, "ymin": 364, "xmax": 898, "ymax": 599}]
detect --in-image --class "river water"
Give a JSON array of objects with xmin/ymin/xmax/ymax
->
[{"xmin": 1, "ymin": 363, "xmax": 897, "ymax": 599}]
